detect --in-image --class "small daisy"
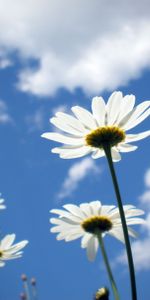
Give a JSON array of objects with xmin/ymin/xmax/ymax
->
[
  {"xmin": 0, "ymin": 234, "xmax": 28, "ymax": 267},
  {"xmin": 0, "ymin": 194, "xmax": 6, "ymax": 210},
  {"xmin": 42, "ymin": 91, "xmax": 150, "ymax": 161},
  {"xmin": 50, "ymin": 201, "xmax": 145, "ymax": 261}
]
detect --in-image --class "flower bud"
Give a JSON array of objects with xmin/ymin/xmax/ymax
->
[
  {"xmin": 21, "ymin": 274, "xmax": 27, "ymax": 282},
  {"xmin": 20, "ymin": 292, "xmax": 27, "ymax": 300},
  {"xmin": 31, "ymin": 277, "xmax": 36, "ymax": 286},
  {"xmin": 94, "ymin": 287, "xmax": 109, "ymax": 300}
]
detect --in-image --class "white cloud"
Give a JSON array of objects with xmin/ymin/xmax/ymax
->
[
  {"xmin": 1, "ymin": 1, "xmax": 150, "ymax": 96},
  {"xmin": 0, "ymin": 100, "xmax": 13, "ymax": 124},
  {"xmin": 57, "ymin": 157, "xmax": 100, "ymax": 199},
  {"xmin": 0, "ymin": 50, "xmax": 13, "ymax": 69},
  {"xmin": 139, "ymin": 190, "xmax": 150, "ymax": 204},
  {"xmin": 0, "ymin": 58, "xmax": 12, "ymax": 69},
  {"xmin": 25, "ymin": 108, "xmax": 45, "ymax": 132},
  {"xmin": 117, "ymin": 238, "xmax": 150, "ymax": 271},
  {"xmin": 51, "ymin": 104, "xmax": 67, "ymax": 116}
]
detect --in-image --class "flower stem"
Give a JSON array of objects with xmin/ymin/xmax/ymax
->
[
  {"xmin": 97, "ymin": 231, "xmax": 120, "ymax": 300},
  {"xmin": 103, "ymin": 145, "xmax": 137, "ymax": 300}
]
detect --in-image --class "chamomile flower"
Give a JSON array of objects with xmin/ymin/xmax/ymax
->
[
  {"xmin": 50, "ymin": 201, "xmax": 145, "ymax": 261},
  {"xmin": 42, "ymin": 91, "xmax": 150, "ymax": 161},
  {"xmin": 0, "ymin": 234, "xmax": 28, "ymax": 267}
]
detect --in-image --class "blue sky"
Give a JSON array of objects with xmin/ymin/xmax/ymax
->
[{"xmin": 0, "ymin": 1, "xmax": 150, "ymax": 300}]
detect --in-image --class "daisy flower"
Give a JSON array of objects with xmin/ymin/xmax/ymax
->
[
  {"xmin": 0, "ymin": 194, "xmax": 6, "ymax": 210},
  {"xmin": 50, "ymin": 201, "xmax": 145, "ymax": 261},
  {"xmin": 42, "ymin": 91, "xmax": 150, "ymax": 161},
  {"xmin": 0, "ymin": 234, "xmax": 28, "ymax": 267}
]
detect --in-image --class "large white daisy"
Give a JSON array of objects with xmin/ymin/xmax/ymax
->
[
  {"xmin": 0, "ymin": 234, "xmax": 28, "ymax": 267},
  {"xmin": 42, "ymin": 91, "xmax": 150, "ymax": 161},
  {"xmin": 50, "ymin": 201, "xmax": 145, "ymax": 261}
]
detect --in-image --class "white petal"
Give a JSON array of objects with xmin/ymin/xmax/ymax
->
[
  {"xmin": 59, "ymin": 146, "xmax": 91, "ymax": 159},
  {"xmin": 51, "ymin": 209, "xmax": 82, "ymax": 223},
  {"xmin": 4, "ymin": 241, "xmax": 28, "ymax": 254},
  {"xmin": 56, "ymin": 231, "xmax": 69, "ymax": 240},
  {"xmin": 50, "ymin": 208, "xmax": 67, "ymax": 216},
  {"xmin": 127, "ymin": 227, "xmax": 138, "ymax": 238},
  {"xmin": 118, "ymin": 109, "xmax": 136, "ymax": 129},
  {"xmin": 51, "ymin": 217, "xmax": 78, "ymax": 226},
  {"xmin": 41, "ymin": 132, "xmax": 84, "ymax": 146},
  {"xmin": 51, "ymin": 224, "xmax": 79, "ymax": 233},
  {"xmin": 63, "ymin": 204, "xmax": 85, "ymax": 219},
  {"xmin": 124, "ymin": 108, "xmax": 150, "ymax": 131},
  {"xmin": 71, "ymin": 106, "xmax": 97, "ymax": 129},
  {"xmin": 50, "ymin": 117, "xmax": 84, "ymax": 136},
  {"xmin": 125, "ymin": 218, "xmax": 146, "ymax": 225},
  {"xmin": 2, "ymin": 253, "xmax": 23, "ymax": 260},
  {"xmin": 107, "ymin": 91, "xmax": 123, "ymax": 125},
  {"xmin": 91, "ymin": 96, "xmax": 106, "ymax": 126},
  {"xmin": 116, "ymin": 94, "xmax": 135, "ymax": 123},
  {"xmin": 100, "ymin": 205, "xmax": 116, "ymax": 216},
  {"xmin": 109, "ymin": 205, "xmax": 136, "ymax": 220},
  {"xmin": 81, "ymin": 233, "xmax": 92, "ymax": 248},
  {"xmin": 91, "ymin": 149, "xmax": 105, "ymax": 159},
  {"xmin": 86, "ymin": 236, "xmax": 98, "ymax": 261},
  {"xmin": 127, "ymin": 101, "xmax": 150, "ymax": 122},
  {"xmin": 111, "ymin": 148, "xmax": 121, "ymax": 162},
  {"xmin": 79, "ymin": 203, "xmax": 93, "ymax": 217},
  {"xmin": 89, "ymin": 201, "xmax": 102, "ymax": 215},
  {"xmin": 119, "ymin": 101, "xmax": 150, "ymax": 129},
  {"xmin": 126, "ymin": 130, "xmax": 150, "ymax": 142},
  {"xmin": 0, "ymin": 261, "xmax": 5, "ymax": 267},
  {"xmin": 109, "ymin": 228, "xmax": 125, "ymax": 243},
  {"xmin": 56, "ymin": 227, "xmax": 82, "ymax": 241},
  {"xmin": 65, "ymin": 231, "xmax": 83, "ymax": 242},
  {"xmin": 50, "ymin": 218, "xmax": 68, "ymax": 225},
  {"xmin": 51, "ymin": 145, "xmax": 82, "ymax": 153},
  {"xmin": 51, "ymin": 226, "xmax": 64, "ymax": 233},
  {"xmin": 0, "ymin": 204, "xmax": 6, "ymax": 209},
  {"xmin": 117, "ymin": 143, "xmax": 138, "ymax": 152},
  {"xmin": 124, "ymin": 208, "xmax": 144, "ymax": 218},
  {"xmin": 56, "ymin": 112, "xmax": 86, "ymax": 132},
  {"xmin": 0, "ymin": 234, "xmax": 16, "ymax": 250}
]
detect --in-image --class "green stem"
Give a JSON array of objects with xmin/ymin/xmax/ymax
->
[
  {"xmin": 97, "ymin": 232, "xmax": 120, "ymax": 300},
  {"xmin": 103, "ymin": 145, "xmax": 137, "ymax": 300}
]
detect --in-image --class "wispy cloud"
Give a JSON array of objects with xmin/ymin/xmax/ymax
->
[
  {"xmin": 117, "ymin": 238, "xmax": 150, "ymax": 271},
  {"xmin": 115, "ymin": 167, "xmax": 150, "ymax": 271},
  {"xmin": 0, "ymin": 100, "xmax": 13, "ymax": 124},
  {"xmin": 0, "ymin": 58, "xmax": 13, "ymax": 69},
  {"xmin": 25, "ymin": 108, "xmax": 45, "ymax": 132},
  {"xmin": 1, "ymin": 1, "xmax": 150, "ymax": 96},
  {"xmin": 57, "ymin": 157, "xmax": 101, "ymax": 200},
  {"xmin": 51, "ymin": 105, "xmax": 67, "ymax": 116},
  {"xmin": 0, "ymin": 51, "xmax": 13, "ymax": 69}
]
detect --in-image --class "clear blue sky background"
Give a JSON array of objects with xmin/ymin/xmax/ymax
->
[{"xmin": 0, "ymin": 2, "xmax": 150, "ymax": 300}]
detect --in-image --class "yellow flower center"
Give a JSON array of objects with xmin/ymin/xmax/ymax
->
[
  {"xmin": 81, "ymin": 216, "xmax": 112, "ymax": 234},
  {"xmin": 85, "ymin": 126, "xmax": 125, "ymax": 149},
  {"xmin": 0, "ymin": 250, "xmax": 3, "ymax": 257}
]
